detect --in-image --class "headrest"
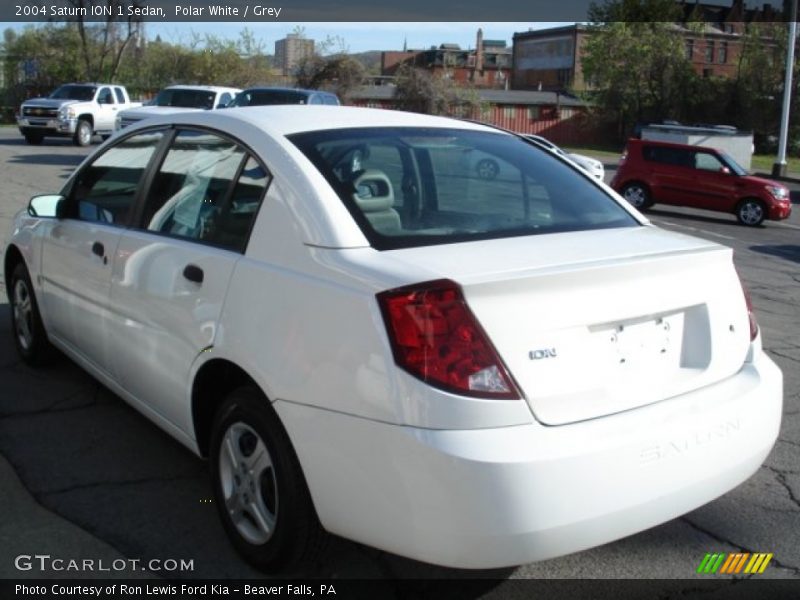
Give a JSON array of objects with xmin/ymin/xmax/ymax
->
[{"xmin": 351, "ymin": 169, "xmax": 394, "ymax": 213}]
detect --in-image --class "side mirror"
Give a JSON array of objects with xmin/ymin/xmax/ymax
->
[
  {"xmin": 28, "ymin": 194, "xmax": 65, "ymax": 218},
  {"xmin": 719, "ymin": 166, "xmax": 731, "ymax": 175}
]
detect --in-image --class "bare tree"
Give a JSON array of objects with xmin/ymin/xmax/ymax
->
[{"xmin": 66, "ymin": 0, "xmax": 145, "ymax": 81}]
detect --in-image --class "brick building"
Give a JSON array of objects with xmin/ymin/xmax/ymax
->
[
  {"xmin": 512, "ymin": 1, "xmax": 783, "ymax": 92},
  {"xmin": 275, "ymin": 34, "xmax": 315, "ymax": 77},
  {"xmin": 382, "ymin": 29, "xmax": 512, "ymax": 89}
]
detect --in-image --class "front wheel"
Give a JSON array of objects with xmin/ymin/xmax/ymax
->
[
  {"xmin": 9, "ymin": 262, "xmax": 54, "ymax": 365},
  {"xmin": 73, "ymin": 119, "xmax": 93, "ymax": 147},
  {"xmin": 736, "ymin": 199, "xmax": 766, "ymax": 226},
  {"xmin": 210, "ymin": 387, "xmax": 325, "ymax": 571},
  {"xmin": 621, "ymin": 182, "xmax": 652, "ymax": 209}
]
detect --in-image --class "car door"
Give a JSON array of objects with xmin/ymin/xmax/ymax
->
[
  {"xmin": 94, "ymin": 86, "xmax": 118, "ymax": 131},
  {"xmin": 107, "ymin": 129, "xmax": 270, "ymax": 432},
  {"xmin": 642, "ymin": 145, "xmax": 694, "ymax": 205},
  {"xmin": 39, "ymin": 129, "xmax": 166, "ymax": 373},
  {"xmin": 687, "ymin": 150, "xmax": 739, "ymax": 212}
]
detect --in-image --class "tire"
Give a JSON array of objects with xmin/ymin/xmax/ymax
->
[
  {"xmin": 210, "ymin": 387, "xmax": 326, "ymax": 571},
  {"xmin": 736, "ymin": 198, "xmax": 766, "ymax": 227},
  {"xmin": 621, "ymin": 182, "xmax": 652, "ymax": 209},
  {"xmin": 23, "ymin": 132, "xmax": 44, "ymax": 145},
  {"xmin": 9, "ymin": 262, "xmax": 54, "ymax": 365},
  {"xmin": 73, "ymin": 119, "xmax": 93, "ymax": 147},
  {"xmin": 475, "ymin": 158, "xmax": 500, "ymax": 180}
]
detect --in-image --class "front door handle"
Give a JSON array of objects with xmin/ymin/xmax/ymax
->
[
  {"xmin": 91, "ymin": 241, "xmax": 107, "ymax": 265},
  {"xmin": 183, "ymin": 264, "xmax": 204, "ymax": 284}
]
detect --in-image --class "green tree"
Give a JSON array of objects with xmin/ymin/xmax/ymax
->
[{"xmin": 393, "ymin": 65, "xmax": 480, "ymax": 117}]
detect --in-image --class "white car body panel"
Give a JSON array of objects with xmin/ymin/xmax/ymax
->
[
  {"xmin": 4, "ymin": 106, "xmax": 783, "ymax": 569},
  {"xmin": 116, "ymin": 86, "xmax": 242, "ymax": 130}
]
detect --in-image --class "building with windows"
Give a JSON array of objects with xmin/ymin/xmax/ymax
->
[
  {"xmin": 382, "ymin": 29, "xmax": 512, "ymax": 88},
  {"xmin": 511, "ymin": 1, "xmax": 782, "ymax": 92},
  {"xmin": 275, "ymin": 34, "xmax": 315, "ymax": 76}
]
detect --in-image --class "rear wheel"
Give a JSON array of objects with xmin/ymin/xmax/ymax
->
[
  {"xmin": 73, "ymin": 119, "xmax": 93, "ymax": 147},
  {"xmin": 621, "ymin": 182, "xmax": 652, "ymax": 209},
  {"xmin": 736, "ymin": 198, "xmax": 766, "ymax": 226},
  {"xmin": 9, "ymin": 262, "xmax": 54, "ymax": 365},
  {"xmin": 210, "ymin": 387, "xmax": 326, "ymax": 570}
]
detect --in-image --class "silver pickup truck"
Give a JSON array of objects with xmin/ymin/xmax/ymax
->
[{"xmin": 17, "ymin": 83, "xmax": 141, "ymax": 146}]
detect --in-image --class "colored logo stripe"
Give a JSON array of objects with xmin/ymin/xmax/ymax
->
[{"xmin": 697, "ymin": 552, "xmax": 773, "ymax": 574}]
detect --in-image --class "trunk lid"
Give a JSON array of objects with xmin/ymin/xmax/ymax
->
[{"xmin": 382, "ymin": 226, "xmax": 751, "ymax": 425}]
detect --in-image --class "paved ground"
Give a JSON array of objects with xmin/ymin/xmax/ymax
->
[{"xmin": 0, "ymin": 129, "xmax": 798, "ymax": 585}]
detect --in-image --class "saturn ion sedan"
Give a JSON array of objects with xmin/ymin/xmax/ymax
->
[{"xmin": 4, "ymin": 106, "xmax": 782, "ymax": 571}]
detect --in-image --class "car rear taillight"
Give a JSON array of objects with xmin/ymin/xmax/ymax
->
[
  {"xmin": 737, "ymin": 273, "xmax": 759, "ymax": 341},
  {"xmin": 377, "ymin": 279, "xmax": 520, "ymax": 399}
]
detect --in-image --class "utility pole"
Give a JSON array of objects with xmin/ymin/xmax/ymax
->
[{"xmin": 773, "ymin": 0, "xmax": 798, "ymax": 177}]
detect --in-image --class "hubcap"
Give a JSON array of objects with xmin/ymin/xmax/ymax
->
[
  {"xmin": 219, "ymin": 422, "xmax": 277, "ymax": 545},
  {"xmin": 624, "ymin": 186, "xmax": 646, "ymax": 207},
  {"xmin": 740, "ymin": 202, "xmax": 763, "ymax": 225},
  {"xmin": 12, "ymin": 279, "xmax": 34, "ymax": 351},
  {"xmin": 79, "ymin": 125, "xmax": 91, "ymax": 145}
]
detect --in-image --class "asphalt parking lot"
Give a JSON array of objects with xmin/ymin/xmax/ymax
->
[{"xmin": 0, "ymin": 128, "xmax": 798, "ymax": 588}]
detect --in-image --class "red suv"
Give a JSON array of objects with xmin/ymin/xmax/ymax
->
[{"xmin": 611, "ymin": 139, "xmax": 792, "ymax": 226}]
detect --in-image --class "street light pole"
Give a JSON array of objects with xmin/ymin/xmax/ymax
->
[{"xmin": 773, "ymin": 0, "xmax": 798, "ymax": 178}]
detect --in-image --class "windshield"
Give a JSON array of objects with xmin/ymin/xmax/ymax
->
[
  {"xmin": 154, "ymin": 88, "xmax": 217, "ymax": 109},
  {"xmin": 290, "ymin": 127, "xmax": 638, "ymax": 250},
  {"xmin": 50, "ymin": 85, "xmax": 96, "ymax": 101},
  {"xmin": 718, "ymin": 150, "xmax": 748, "ymax": 176},
  {"xmin": 229, "ymin": 90, "xmax": 308, "ymax": 107}
]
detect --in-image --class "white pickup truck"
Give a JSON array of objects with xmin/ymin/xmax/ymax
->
[
  {"xmin": 17, "ymin": 83, "xmax": 141, "ymax": 146},
  {"xmin": 115, "ymin": 85, "xmax": 241, "ymax": 130}
]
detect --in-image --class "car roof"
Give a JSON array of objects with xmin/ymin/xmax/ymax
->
[
  {"xmin": 153, "ymin": 105, "xmax": 501, "ymax": 137},
  {"xmin": 239, "ymin": 86, "xmax": 335, "ymax": 96},
  {"xmin": 163, "ymin": 85, "xmax": 241, "ymax": 93},
  {"xmin": 629, "ymin": 138, "xmax": 718, "ymax": 153}
]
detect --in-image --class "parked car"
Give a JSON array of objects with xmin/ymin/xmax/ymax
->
[
  {"xmin": 5, "ymin": 106, "xmax": 781, "ymax": 571},
  {"xmin": 226, "ymin": 87, "xmax": 340, "ymax": 107},
  {"xmin": 611, "ymin": 138, "xmax": 792, "ymax": 226},
  {"xmin": 524, "ymin": 134, "xmax": 605, "ymax": 180},
  {"xmin": 17, "ymin": 83, "xmax": 142, "ymax": 146},
  {"xmin": 115, "ymin": 85, "xmax": 241, "ymax": 130}
]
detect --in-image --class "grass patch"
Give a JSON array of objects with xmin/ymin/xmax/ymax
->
[
  {"xmin": 560, "ymin": 144, "xmax": 623, "ymax": 162},
  {"xmin": 750, "ymin": 154, "xmax": 800, "ymax": 175}
]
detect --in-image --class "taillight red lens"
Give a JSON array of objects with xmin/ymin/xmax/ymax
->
[
  {"xmin": 377, "ymin": 279, "xmax": 520, "ymax": 399},
  {"xmin": 737, "ymin": 274, "xmax": 759, "ymax": 341}
]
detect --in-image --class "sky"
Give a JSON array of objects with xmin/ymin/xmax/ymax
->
[{"xmin": 8, "ymin": 21, "xmax": 568, "ymax": 54}]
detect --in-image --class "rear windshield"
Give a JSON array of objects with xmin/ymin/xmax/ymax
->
[
  {"xmin": 229, "ymin": 90, "xmax": 309, "ymax": 107},
  {"xmin": 154, "ymin": 88, "xmax": 216, "ymax": 109},
  {"xmin": 289, "ymin": 127, "xmax": 638, "ymax": 250},
  {"xmin": 50, "ymin": 85, "xmax": 96, "ymax": 101}
]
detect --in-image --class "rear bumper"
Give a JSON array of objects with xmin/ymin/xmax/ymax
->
[{"xmin": 276, "ymin": 352, "xmax": 782, "ymax": 569}]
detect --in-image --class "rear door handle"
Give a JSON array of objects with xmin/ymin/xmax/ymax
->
[{"xmin": 183, "ymin": 264, "xmax": 204, "ymax": 284}]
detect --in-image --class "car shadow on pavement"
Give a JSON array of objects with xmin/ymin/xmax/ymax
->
[
  {"xmin": 749, "ymin": 244, "xmax": 800, "ymax": 264},
  {"xmin": 645, "ymin": 208, "xmax": 746, "ymax": 229},
  {"xmin": 0, "ymin": 302, "xmax": 514, "ymax": 585}
]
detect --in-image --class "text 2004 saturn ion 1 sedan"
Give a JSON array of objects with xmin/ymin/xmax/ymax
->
[{"xmin": 4, "ymin": 106, "xmax": 782, "ymax": 571}]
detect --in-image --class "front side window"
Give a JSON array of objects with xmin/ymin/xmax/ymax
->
[
  {"xmin": 694, "ymin": 152, "xmax": 726, "ymax": 172},
  {"xmin": 140, "ymin": 130, "xmax": 268, "ymax": 251},
  {"xmin": 290, "ymin": 127, "xmax": 638, "ymax": 250},
  {"xmin": 67, "ymin": 130, "xmax": 165, "ymax": 226}
]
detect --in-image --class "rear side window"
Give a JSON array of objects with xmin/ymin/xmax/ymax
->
[
  {"xmin": 114, "ymin": 87, "xmax": 125, "ymax": 104},
  {"xmin": 642, "ymin": 145, "xmax": 691, "ymax": 167},
  {"xmin": 290, "ymin": 127, "xmax": 638, "ymax": 250},
  {"xmin": 139, "ymin": 130, "xmax": 269, "ymax": 252}
]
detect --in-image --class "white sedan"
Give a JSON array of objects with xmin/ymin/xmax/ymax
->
[
  {"xmin": 524, "ymin": 133, "xmax": 606, "ymax": 180},
  {"xmin": 5, "ymin": 106, "xmax": 781, "ymax": 571}
]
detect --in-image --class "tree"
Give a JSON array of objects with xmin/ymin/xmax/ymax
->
[
  {"xmin": 393, "ymin": 65, "xmax": 481, "ymax": 117},
  {"xmin": 582, "ymin": 0, "xmax": 696, "ymax": 136},
  {"xmin": 295, "ymin": 54, "xmax": 365, "ymax": 102},
  {"xmin": 65, "ymin": 0, "xmax": 146, "ymax": 81}
]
